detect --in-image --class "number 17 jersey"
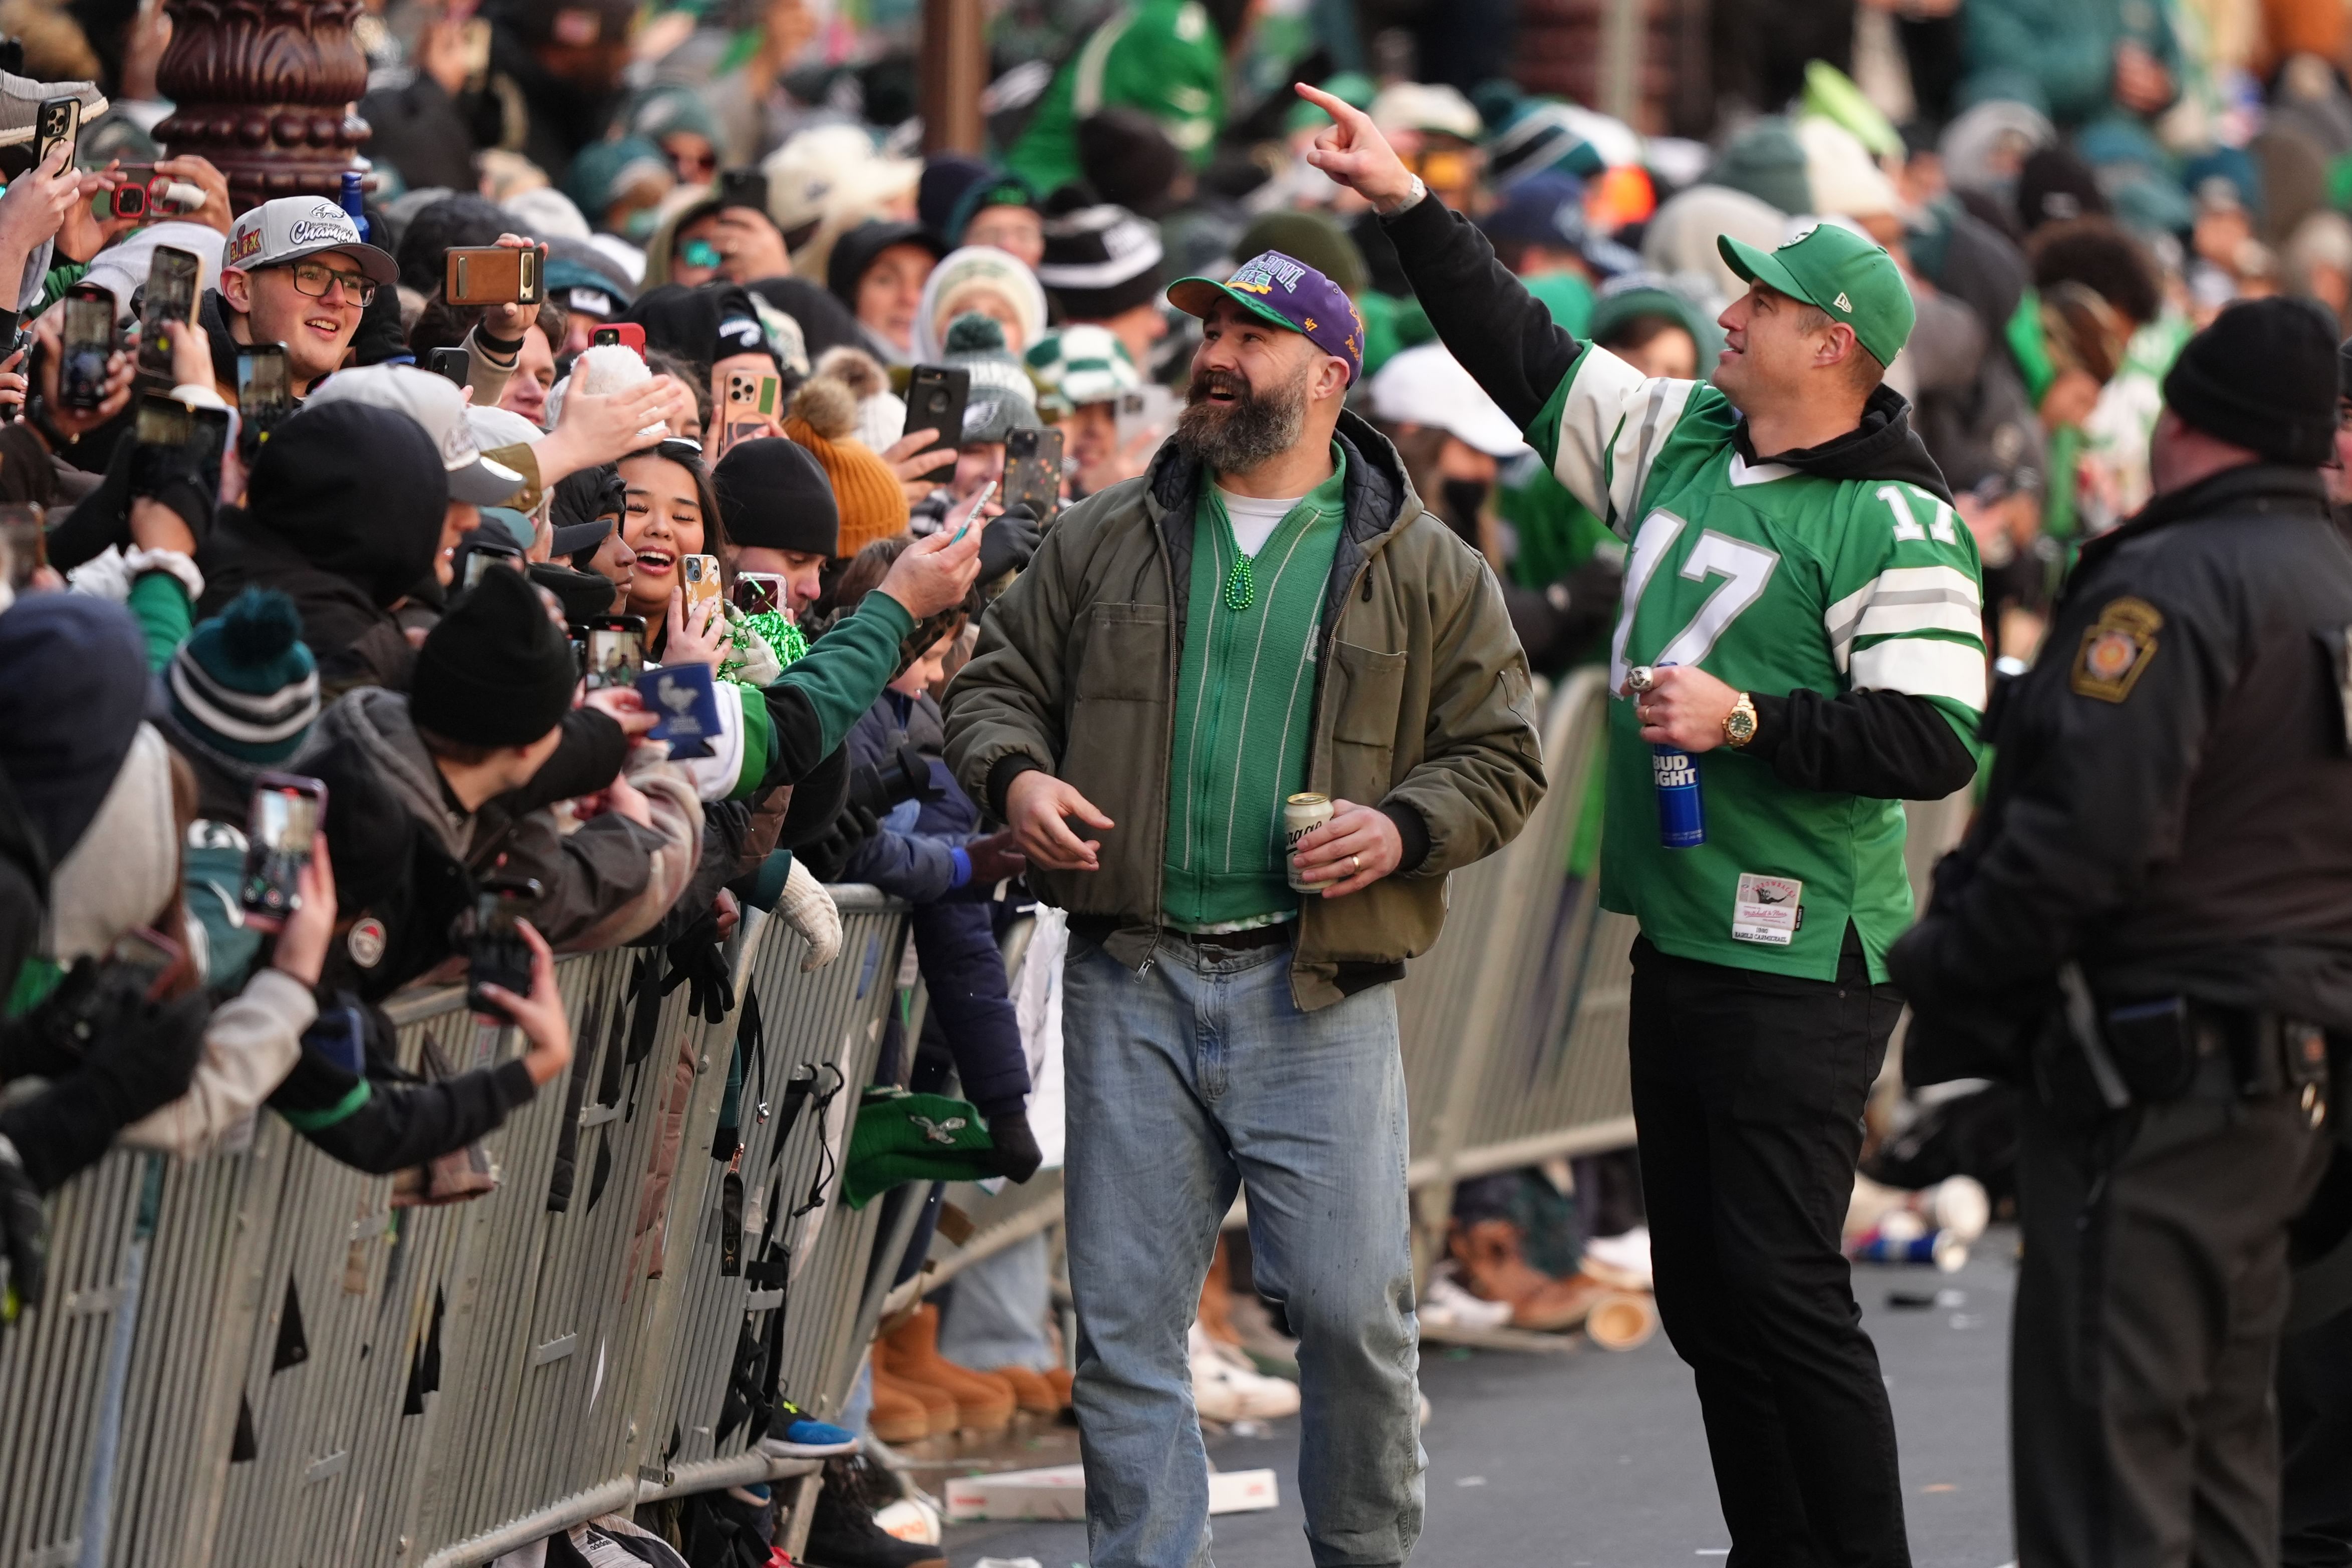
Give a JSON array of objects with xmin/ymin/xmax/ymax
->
[{"xmin": 1529, "ymin": 345, "xmax": 1988, "ymax": 981}]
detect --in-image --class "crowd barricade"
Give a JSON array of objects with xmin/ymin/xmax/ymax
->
[{"xmin": 0, "ymin": 889, "xmax": 912, "ymax": 1568}]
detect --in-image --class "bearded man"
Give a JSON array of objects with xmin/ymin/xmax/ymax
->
[{"xmin": 945, "ymin": 250, "xmax": 1544, "ymax": 1568}]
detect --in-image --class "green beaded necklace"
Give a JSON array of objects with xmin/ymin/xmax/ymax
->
[{"xmin": 1222, "ymin": 550, "xmax": 1256, "ymax": 611}]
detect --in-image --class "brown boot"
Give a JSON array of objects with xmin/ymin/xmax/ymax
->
[
  {"xmin": 1198, "ymin": 1235, "xmax": 1242, "ymax": 1349},
  {"xmin": 881, "ymin": 1304, "xmax": 1016, "ymax": 1433},
  {"xmin": 867, "ymin": 1364, "xmax": 939, "ymax": 1442},
  {"xmin": 991, "ymin": 1364, "xmax": 1061, "ymax": 1415},
  {"xmin": 1451, "ymin": 1218, "xmax": 1605, "ymax": 1332}
]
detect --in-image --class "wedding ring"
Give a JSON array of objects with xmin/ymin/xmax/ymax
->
[{"xmin": 1351, "ymin": 854, "xmax": 1361, "ymax": 874}]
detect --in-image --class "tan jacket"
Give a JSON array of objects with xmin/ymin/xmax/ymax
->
[{"xmin": 944, "ymin": 410, "xmax": 1546, "ymax": 1009}]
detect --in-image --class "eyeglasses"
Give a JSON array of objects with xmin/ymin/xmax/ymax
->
[{"xmin": 281, "ymin": 258, "xmax": 376, "ymax": 307}]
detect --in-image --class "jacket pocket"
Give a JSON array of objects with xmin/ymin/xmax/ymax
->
[
  {"xmin": 1325, "ymin": 638, "xmax": 1407, "ymax": 800},
  {"xmin": 1076, "ymin": 602, "xmax": 1171, "ymax": 703}
]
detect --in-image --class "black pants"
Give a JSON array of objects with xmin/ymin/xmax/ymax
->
[
  {"xmin": 2281, "ymin": 1302, "xmax": 2352, "ymax": 1568},
  {"xmin": 2013, "ymin": 1063, "xmax": 2330, "ymax": 1568},
  {"xmin": 1630, "ymin": 935, "xmax": 1910, "ymax": 1568}
]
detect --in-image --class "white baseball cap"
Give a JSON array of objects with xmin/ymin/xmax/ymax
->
[
  {"xmin": 221, "ymin": 196, "xmax": 398, "ymax": 287},
  {"xmin": 1368, "ymin": 343, "xmax": 1529, "ymax": 458},
  {"xmin": 305, "ymin": 364, "xmax": 527, "ymax": 503}
]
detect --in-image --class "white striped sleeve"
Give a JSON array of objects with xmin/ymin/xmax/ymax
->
[
  {"xmin": 1533, "ymin": 347, "xmax": 1698, "ymax": 536},
  {"xmin": 1824, "ymin": 565, "xmax": 1984, "ymax": 672},
  {"xmin": 1849, "ymin": 638, "xmax": 1989, "ymax": 709}
]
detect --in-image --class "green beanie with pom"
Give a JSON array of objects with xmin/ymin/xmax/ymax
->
[
  {"xmin": 939, "ymin": 312, "xmax": 1041, "ymax": 446},
  {"xmin": 167, "ymin": 587, "xmax": 320, "ymax": 763}
]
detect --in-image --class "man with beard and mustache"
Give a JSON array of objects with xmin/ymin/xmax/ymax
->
[
  {"xmin": 944, "ymin": 248, "xmax": 1544, "ymax": 1568},
  {"xmin": 1306, "ymin": 82, "xmax": 1987, "ymax": 1568}
]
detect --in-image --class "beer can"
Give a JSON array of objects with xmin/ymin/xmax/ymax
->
[
  {"xmin": 1284, "ymin": 792, "xmax": 1334, "ymax": 892},
  {"xmin": 1847, "ymin": 1226, "xmax": 1969, "ymax": 1272},
  {"xmin": 1652, "ymin": 745, "xmax": 1705, "ymax": 849}
]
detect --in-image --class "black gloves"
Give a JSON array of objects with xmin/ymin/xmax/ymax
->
[
  {"xmin": 985, "ymin": 1108, "xmax": 1043, "ymax": 1183},
  {"xmin": 796, "ymin": 803, "xmax": 878, "ymax": 885},
  {"xmin": 979, "ymin": 503, "xmax": 1041, "ymax": 582},
  {"xmin": 16, "ymin": 959, "xmax": 209, "ymax": 1122},
  {"xmin": 127, "ymin": 429, "xmax": 217, "ymax": 546},
  {"xmin": 0, "ymin": 1135, "xmax": 44, "ymax": 1321},
  {"xmin": 663, "ymin": 927, "xmax": 736, "ymax": 1026}
]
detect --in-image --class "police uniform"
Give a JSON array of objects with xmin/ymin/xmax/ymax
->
[{"xmin": 1892, "ymin": 298, "xmax": 2352, "ymax": 1568}]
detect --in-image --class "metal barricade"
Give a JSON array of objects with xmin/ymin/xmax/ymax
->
[{"xmin": 3, "ymin": 891, "xmax": 913, "ymax": 1568}]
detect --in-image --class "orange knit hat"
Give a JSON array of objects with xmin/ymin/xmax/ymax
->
[{"xmin": 785, "ymin": 376, "xmax": 910, "ymax": 557}]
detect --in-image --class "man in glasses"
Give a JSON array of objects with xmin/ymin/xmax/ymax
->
[{"xmin": 210, "ymin": 196, "xmax": 400, "ymax": 398}]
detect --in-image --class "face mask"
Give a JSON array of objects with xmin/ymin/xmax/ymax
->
[{"xmin": 1439, "ymin": 476, "xmax": 1491, "ymax": 545}]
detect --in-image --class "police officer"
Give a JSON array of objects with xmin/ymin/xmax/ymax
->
[{"xmin": 1890, "ymin": 296, "xmax": 2352, "ymax": 1568}]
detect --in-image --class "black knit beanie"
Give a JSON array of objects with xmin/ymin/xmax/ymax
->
[
  {"xmin": 2161, "ymin": 297, "xmax": 2338, "ymax": 467},
  {"xmin": 410, "ymin": 566, "xmax": 578, "ymax": 747},
  {"xmin": 713, "ymin": 436, "xmax": 839, "ymax": 557}
]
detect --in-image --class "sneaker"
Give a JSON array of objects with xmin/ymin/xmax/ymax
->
[
  {"xmin": 0, "ymin": 76, "xmax": 107, "ymax": 148},
  {"xmin": 1422, "ymin": 1262, "xmax": 1514, "ymax": 1330},
  {"xmin": 800, "ymin": 1484, "xmax": 947, "ymax": 1568},
  {"xmin": 1582, "ymin": 1225, "xmax": 1654, "ymax": 1290},
  {"xmin": 1189, "ymin": 1323, "xmax": 1301, "ymax": 1423},
  {"xmin": 757, "ymin": 1399, "xmax": 860, "ymax": 1458}
]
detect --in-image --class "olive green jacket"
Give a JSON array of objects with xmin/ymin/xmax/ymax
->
[{"xmin": 943, "ymin": 409, "xmax": 1547, "ymax": 1010}]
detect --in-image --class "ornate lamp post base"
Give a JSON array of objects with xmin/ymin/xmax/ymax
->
[{"xmin": 155, "ymin": 0, "xmax": 372, "ymax": 213}]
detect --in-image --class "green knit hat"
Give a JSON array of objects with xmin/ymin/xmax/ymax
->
[
  {"xmin": 167, "ymin": 588, "xmax": 320, "ymax": 764},
  {"xmin": 843, "ymin": 1087, "xmax": 996, "ymax": 1208}
]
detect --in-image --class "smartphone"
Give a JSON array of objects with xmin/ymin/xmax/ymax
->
[
  {"xmin": 134, "ymin": 392, "xmax": 192, "ymax": 447},
  {"xmin": 445, "ymin": 244, "xmax": 545, "ymax": 307},
  {"xmin": 0, "ymin": 504, "xmax": 44, "ymax": 591},
  {"xmin": 235, "ymin": 342, "xmax": 290, "ymax": 438},
  {"xmin": 582, "ymin": 613, "xmax": 646, "ymax": 690},
  {"xmin": 591, "ymin": 322, "xmax": 645, "ymax": 358},
  {"xmin": 427, "ymin": 346, "xmax": 470, "ymax": 386},
  {"xmin": 902, "ymin": 365, "xmax": 971, "ymax": 464},
  {"xmin": 725, "ymin": 370, "xmax": 780, "ymax": 423},
  {"xmin": 734, "ymin": 572, "xmax": 788, "ymax": 616},
  {"xmin": 136, "ymin": 244, "xmax": 200, "ymax": 385},
  {"xmin": 240, "ymin": 772, "xmax": 326, "ymax": 922},
  {"xmin": 1115, "ymin": 384, "xmax": 1177, "ymax": 453},
  {"xmin": 32, "ymin": 96, "xmax": 77, "ymax": 169},
  {"xmin": 97, "ymin": 179, "xmax": 145, "ymax": 221},
  {"xmin": 60, "ymin": 283, "xmax": 115, "ymax": 412},
  {"xmin": 1002, "ymin": 425, "xmax": 1064, "ymax": 525},
  {"xmin": 458, "ymin": 537, "xmax": 522, "ymax": 588},
  {"xmin": 681, "ymin": 553, "xmax": 724, "ymax": 623},
  {"xmin": 716, "ymin": 167, "xmax": 768, "ymax": 214},
  {"xmin": 464, "ymin": 875, "xmax": 543, "ymax": 1021}
]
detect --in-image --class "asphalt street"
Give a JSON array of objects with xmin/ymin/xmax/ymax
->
[{"xmin": 940, "ymin": 1231, "xmax": 2018, "ymax": 1568}]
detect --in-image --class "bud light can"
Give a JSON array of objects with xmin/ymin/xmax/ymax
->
[{"xmin": 1652, "ymin": 745, "xmax": 1705, "ymax": 849}]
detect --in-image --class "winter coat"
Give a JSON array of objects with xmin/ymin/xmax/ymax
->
[
  {"xmin": 945, "ymin": 405, "xmax": 1546, "ymax": 1011},
  {"xmin": 301, "ymin": 686, "xmax": 703, "ymax": 953}
]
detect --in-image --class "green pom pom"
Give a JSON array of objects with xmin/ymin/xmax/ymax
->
[
  {"xmin": 943, "ymin": 313, "xmax": 1008, "ymax": 355},
  {"xmin": 218, "ymin": 587, "xmax": 303, "ymax": 665}
]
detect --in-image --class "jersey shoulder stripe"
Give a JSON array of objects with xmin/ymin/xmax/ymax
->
[{"xmin": 1525, "ymin": 347, "xmax": 1731, "ymax": 535}]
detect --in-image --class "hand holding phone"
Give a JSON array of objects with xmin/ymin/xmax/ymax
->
[
  {"xmin": 445, "ymin": 243, "xmax": 546, "ymax": 306},
  {"xmin": 135, "ymin": 244, "xmax": 199, "ymax": 386},
  {"xmin": 474, "ymin": 917, "xmax": 573, "ymax": 1084},
  {"xmin": 237, "ymin": 342, "xmax": 290, "ymax": 440},
  {"xmin": 60, "ymin": 285, "xmax": 115, "ymax": 411},
  {"xmin": 902, "ymin": 365, "xmax": 971, "ymax": 461},
  {"xmin": 463, "ymin": 877, "xmax": 543, "ymax": 1023},
  {"xmin": 581, "ymin": 613, "xmax": 647, "ymax": 690}
]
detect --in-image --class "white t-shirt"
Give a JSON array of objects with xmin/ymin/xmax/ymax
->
[{"xmin": 1217, "ymin": 488, "xmax": 1305, "ymax": 556}]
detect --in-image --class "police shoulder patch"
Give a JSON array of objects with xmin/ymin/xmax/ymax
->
[{"xmin": 2071, "ymin": 596, "xmax": 2163, "ymax": 702}]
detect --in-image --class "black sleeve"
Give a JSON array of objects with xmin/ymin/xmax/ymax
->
[
  {"xmin": 0, "ymin": 1073, "xmax": 137, "ymax": 1191},
  {"xmin": 42, "ymin": 431, "xmax": 134, "ymax": 572},
  {"xmin": 277, "ymin": 1053, "xmax": 539, "ymax": 1174},
  {"xmin": 1498, "ymin": 556, "xmax": 1624, "ymax": 677},
  {"xmin": 1379, "ymin": 195, "xmax": 1585, "ymax": 428},
  {"xmin": 775, "ymin": 744, "xmax": 852, "ymax": 849},
  {"xmin": 503, "ymin": 708, "xmax": 626, "ymax": 812},
  {"xmin": 757, "ymin": 685, "xmax": 835, "ymax": 790},
  {"xmin": 1745, "ymin": 688, "xmax": 1978, "ymax": 801}
]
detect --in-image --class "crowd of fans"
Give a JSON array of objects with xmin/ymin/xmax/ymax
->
[{"xmin": 1, "ymin": 0, "xmax": 2349, "ymax": 1557}]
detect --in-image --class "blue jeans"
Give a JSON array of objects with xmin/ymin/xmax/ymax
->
[{"xmin": 1062, "ymin": 935, "xmax": 1425, "ymax": 1568}]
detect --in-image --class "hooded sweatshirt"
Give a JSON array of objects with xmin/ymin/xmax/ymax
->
[{"xmin": 196, "ymin": 402, "xmax": 450, "ymax": 694}]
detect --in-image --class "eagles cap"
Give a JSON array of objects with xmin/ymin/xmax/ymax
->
[
  {"xmin": 1166, "ymin": 248, "xmax": 1365, "ymax": 383},
  {"xmin": 1717, "ymin": 222, "xmax": 1913, "ymax": 369},
  {"xmin": 221, "ymin": 195, "xmax": 398, "ymax": 287}
]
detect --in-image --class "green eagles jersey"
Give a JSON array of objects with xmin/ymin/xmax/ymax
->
[
  {"xmin": 1527, "ymin": 346, "xmax": 1987, "ymax": 980},
  {"xmin": 1004, "ymin": 0, "xmax": 1225, "ymax": 198}
]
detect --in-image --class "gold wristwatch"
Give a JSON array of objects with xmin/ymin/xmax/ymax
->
[{"xmin": 1722, "ymin": 692, "xmax": 1758, "ymax": 748}]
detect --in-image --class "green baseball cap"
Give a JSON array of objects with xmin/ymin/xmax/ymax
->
[{"xmin": 1717, "ymin": 223, "xmax": 1914, "ymax": 369}]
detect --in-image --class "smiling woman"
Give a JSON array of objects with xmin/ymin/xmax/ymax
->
[{"xmin": 617, "ymin": 441, "xmax": 728, "ymax": 655}]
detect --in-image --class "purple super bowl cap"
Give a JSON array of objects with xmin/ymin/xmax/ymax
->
[{"xmin": 1167, "ymin": 249, "xmax": 1365, "ymax": 383}]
